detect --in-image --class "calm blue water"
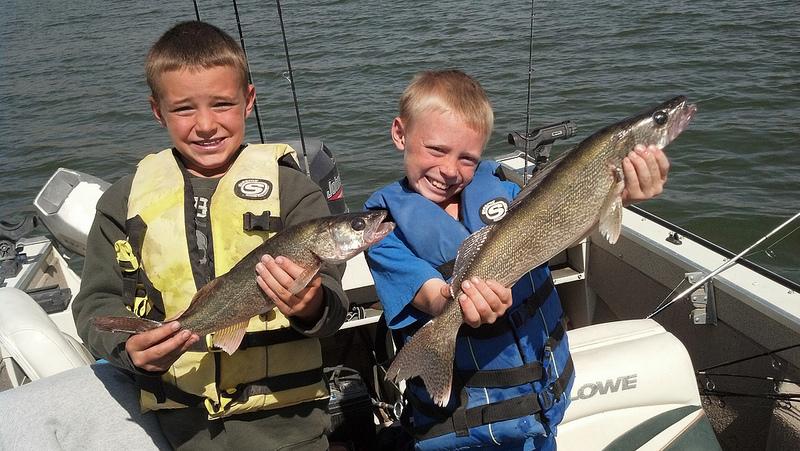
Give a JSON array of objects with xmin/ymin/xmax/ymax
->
[{"xmin": 1, "ymin": 0, "xmax": 798, "ymax": 283}]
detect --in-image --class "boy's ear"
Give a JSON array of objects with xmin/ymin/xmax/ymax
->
[
  {"xmin": 391, "ymin": 117, "xmax": 406, "ymax": 151},
  {"xmin": 149, "ymin": 96, "xmax": 167, "ymax": 127},
  {"xmin": 244, "ymin": 85, "xmax": 256, "ymax": 118}
]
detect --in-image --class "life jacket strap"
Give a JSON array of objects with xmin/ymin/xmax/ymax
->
[
  {"xmin": 190, "ymin": 326, "xmax": 312, "ymax": 352},
  {"xmin": 410, "ymin": 355, "xmax": 574, "ymax": 441},
  {"xmin": 540, "ymin": 354, "xmax": 574, "ymax": 411},
  {"xmin": 460, "ymin": 360, "xmax": 544, "ymax": 388},
  {"xmin": 120, "ymin": 215, "xmax": 164, "ymax": 319},
  {"xmin": 136, "ymin": 367, "xmax": 325, "ymax": 410},
  {"xmin": 238, "ymin": 327, "xmax": 310, "ymax": 349},
  {"xmin": 407, "ymin": 318, "xmax": 573, "ymax": 440},
  {"xmin": 410, "ymin": 390, "xmax": 544, "ymax": 440},
  {"xmin": 136, "ymin": 374, "xmax": 205, "ymax": 408},
  {"xmin": 459, "ymin": 277, "xmax": 555, "ymax": 340},
  {"xmin": 243, "ymin": 211, "xmax": 283, "ymax": 233},
  {"xmin": 455, "ymin": 320, "xmax": 566, "ymax": 391},
  {"xmin": 510, "ymin": 276, "xmax": 555, "ymax": 328},
  {"xmin": 219, "ymin": 367, "xmax": 324, "ymax": 405}
]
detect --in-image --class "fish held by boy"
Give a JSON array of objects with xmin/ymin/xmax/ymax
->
[
  {"xmin": 386, "ymin": 96, "xmax": 697, "ymax": 406},
  {"xmin": 93, "ymin": 210, "xmax": 395, "ymax": 354}
]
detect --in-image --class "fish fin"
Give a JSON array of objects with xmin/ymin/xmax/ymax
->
[
  {"xmin": 511, "ymin": 146, "xmax": 573, "ymax": 208},
  {"xmin": 598, "ymin": 165, "xmax": 625, "ymax": 244},
  {"xmin": 211, "ymin": 321, "xmax": 249, "ymax": 355},
  {"xmin": 386, "ymin": 319, "xmax": 458, "ymax": 407},
  {"xmin": 190, "ymin": 277, "xmax": 222, "ymax": 306},
  {"xmin": 92, "ymin": 316, "xmax": 164, "ymax": 334},
  {"xmin": 287, "ymin": 262, "xmax": 322, "ymax": 295},
  {"xmin": 452, "ymin": 226, "xmax": 493, "ymax": 285}
]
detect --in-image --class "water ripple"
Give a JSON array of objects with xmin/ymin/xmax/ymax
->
[{"xmin": 1, "ymin": 0, "xmax": 798, "ymax": 282}]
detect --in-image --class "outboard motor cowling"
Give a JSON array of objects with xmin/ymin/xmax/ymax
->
[
  {"xmin": 33, "ymin": 168, "xmax": 110, "ymax": 256},
  {"xmin": 286, "ymin": 139, "xmax": 348, "ymax": 215}
]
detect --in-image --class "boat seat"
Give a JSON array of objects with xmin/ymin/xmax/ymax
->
[
  {"xmin": 0, "ymin": 287, "xmax": 93, "ymax": 385},
  {"xmin": 557, "ymin": 319, "xmax": 721, "ymax": 450}
]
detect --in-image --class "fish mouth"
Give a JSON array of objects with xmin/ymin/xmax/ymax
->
[
  {"xmin": 364, "ymin": 210, "xmax": 395, "ymax": 245},
  {"xmin": 668, "ymin": 100, "xmax": 697, "ymax": 143}
]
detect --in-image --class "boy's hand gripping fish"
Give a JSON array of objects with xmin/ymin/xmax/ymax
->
[
  {"xmin": 387, "ymin": 96, "xmax": 696, "ymax": 406},
  {"xmin": 93, "ymin": 211, "xmax": 394, "ymax": 354}
]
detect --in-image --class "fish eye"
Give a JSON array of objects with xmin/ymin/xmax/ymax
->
[
  {"xmin": 351, "ymin": 218, "xmax": 366, "ymax": 231},
  {"xmin": 652, "ymin": 111, "xmax": 668, "ymax": 126}
]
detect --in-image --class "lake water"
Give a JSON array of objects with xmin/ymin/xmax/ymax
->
[{"xmin": 1, "ymin": 0, "xmax": 798, "ymax": 284}]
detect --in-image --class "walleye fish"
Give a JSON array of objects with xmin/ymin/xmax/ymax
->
[
  {"xmin": 386, "ymin": 96, "xmax": 696, "ymax": 406},
  {"xmin": 93, "ymin": 210, "xmax": 394, "ymax": 354}
]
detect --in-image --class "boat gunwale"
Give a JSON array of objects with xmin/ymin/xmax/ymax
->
[{"xmin": 627, "ymin": 205, "xmax": 800, "ymax": 294}]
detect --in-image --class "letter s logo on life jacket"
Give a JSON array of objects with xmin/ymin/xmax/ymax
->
[
  {"xmin": 480, "ymin": 198, "xmax": 509, "ymax": 224},
  {"xmin": 234, "ymin": 179, "xmax": 273, "ymax": 200}
]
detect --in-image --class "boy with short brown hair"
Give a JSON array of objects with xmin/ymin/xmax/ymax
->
[{"xmin": 72, "ymin": 21, "xmax": 347, "ymax": 449}]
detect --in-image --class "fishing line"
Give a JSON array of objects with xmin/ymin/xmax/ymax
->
[
  {"xmin": 646, "ymin": 210, "xmax": 800, "ymax": 319},
  {"xmin": 275, "ymin": 0, "xmax": 310, "ymax": 177},
  {"xmin": 698, "ymin": 372, "xmax": 800, "ymax": 386},
  {"xmin": 697, "ymin": 342, "xmax": 800, "ymax": 374},
  {"xmin": 232, "ymin": 0, "xmax": 265, "ymax": 144},
  {"xmin": 189, "ymin": 2, "xmax": 265, "ymax": 143},
  {"xmin": 521, "ymin": 0, "xmax": 536, "ymax": 185},
  {"xmin": 691, "ymin": 94, "xmax": 725, "ymax": 104},
  {"xmin": 648, "ymin": 278, "xmax": 691, "ymax": 315},
  {"xmin": 698, "ymin": 388, "xmax": 799, "ymax": 403},
  {"xmin": 744, "ymin": 223, "xmax": 800, "ymax": 260}
]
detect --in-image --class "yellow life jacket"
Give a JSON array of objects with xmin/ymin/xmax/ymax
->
[{"xmin": 125, "ymin": 144, "xmax": 328, "ymax": 419}]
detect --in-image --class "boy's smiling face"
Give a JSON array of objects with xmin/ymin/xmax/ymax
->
[
  {"xmin": 150, "ymin": 65, "xmax": 255, "ymax": 177},
  {"xmin": 393, "ymin": 108, "xmax": 485, "ymax": 213}
]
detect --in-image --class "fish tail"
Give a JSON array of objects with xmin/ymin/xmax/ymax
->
[
  {"xmin": 386, "ymin": 320, "xmax": 457, "ymax": 407},
  {"xmin": 92, "ymin": 316, "xmax": 163, "ymax": 334}
]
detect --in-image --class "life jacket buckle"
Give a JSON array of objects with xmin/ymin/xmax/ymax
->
[
  {"xmin": 114, "ymin": 240, "xmax": 139, "ymax": 272},
  {"xmin": 543, "ymin": 343, "xmax": 553, "ymax": 360},
  {"xmin": 538, "ymin": 385, "xmax": 556, "ymax": 410},
  {"xmin": 243, "ymin": 211, "xmax": 282, "ymax": 232},
  {"xmin": 130, "ymin": 294, "xmax": 152, "ymax": 317}
]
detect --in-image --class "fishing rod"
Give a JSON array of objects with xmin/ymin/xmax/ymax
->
[
  {"xmin": 697, "ymin": 341, "xmax": 800, "ymax": 374},
  {"xmin": 697, "ymin": 366, "xmax": 800, "ymax": 404},
  {"xmin": 190, "ymin": 1, "xmax": 266, "ymax": 143},
  {"xmin": 647, "ymin": 210, "xmax": 800, "ymax": 319},
  {"xmin": 521, "ymin": 0, "xmax": 536, "ymax": 185},
  {"xmin": 275, "ymin": 0, "xmax": 311, "ymax": 177},
  {"xmin": 510, "ymin": 1, "xmax": 578, "ymax": 180},
  {"xmin": 232, "ymin": 0, "xmax": 265, "ymax": 144},
  {"xmin": 698, "ymin": 387, "xmax": 799, "ymax": 403}
]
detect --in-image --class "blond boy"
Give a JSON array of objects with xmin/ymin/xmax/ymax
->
[{"xmin": 365, "ymin": 70, "xmax": 668, "ymax": 450}]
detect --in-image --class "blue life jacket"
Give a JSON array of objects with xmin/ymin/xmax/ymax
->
[{"xmin": 366, "ymin": 162, "xmax": 574, "ymax": 450}]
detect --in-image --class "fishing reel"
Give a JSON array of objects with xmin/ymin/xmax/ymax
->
[
  {"xmin": 0, "ymin": 214, "xmax": 38, "ymax": 280},
  {"xmin": 508, "ymin": 120, "xmax": 578, "ymax": 170}
]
